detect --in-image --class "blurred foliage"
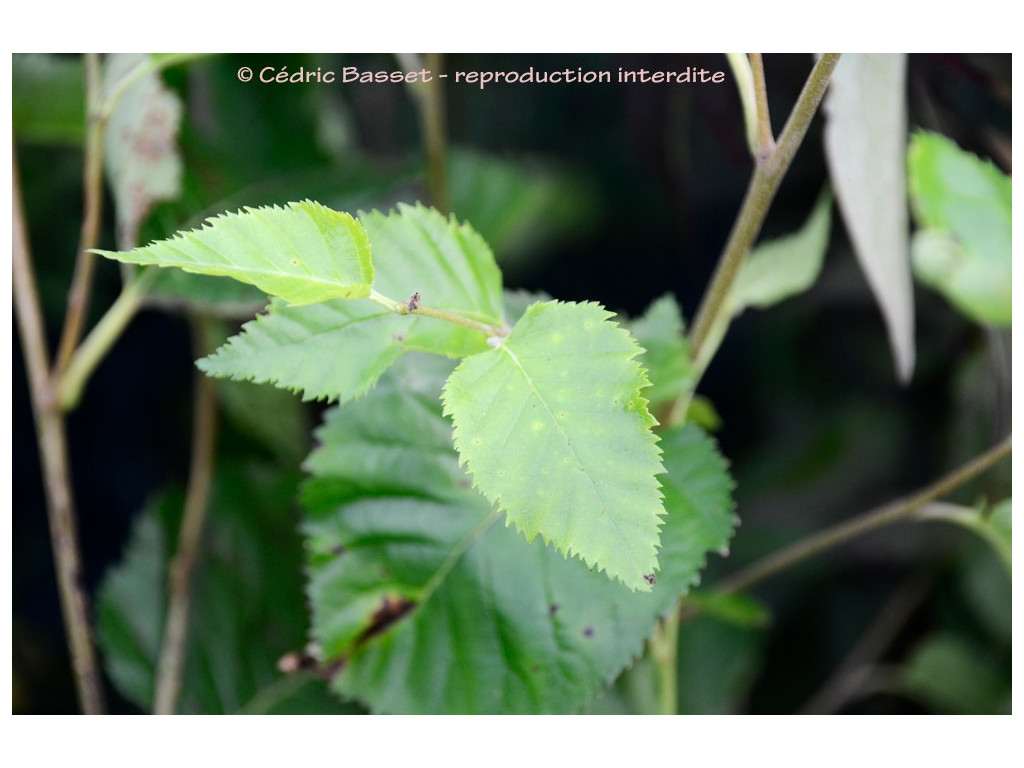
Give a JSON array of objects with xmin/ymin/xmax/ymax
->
[{"xmin": 13, "ymin": 52, "xmax": 1010, "ymax": 714}]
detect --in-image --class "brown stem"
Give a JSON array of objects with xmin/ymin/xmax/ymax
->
[
  {"xmin": 13, "ymin": 142, "xmax": 106, "ymax": 714},
  {"xmin": 715, "ymin": 436, "xmax": 1012, "ymax": 598},
  {"xmin": 421, "ymin": 52, "xmax": 450, "ymax": 213},
  {"xmin": 152, "ymin": 318, "xmax": 219, "ymax": 715},
  {"xmin": 55, "ymin": 52, "xmax": 106, "ymax": 376},
  {"xmin": 686, "ymin": 54, "xmax": 841, "ymax": 364}
]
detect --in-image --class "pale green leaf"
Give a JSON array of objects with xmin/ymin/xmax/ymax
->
[
  {"xmin": 302, "ymin": 354, "xmax": 735, "ymax": 713},
  {"xmin": 443, "ymin": 300, "xmax": 664, "ymax": 591},
  {"xmin": 96, "ymin": 464, "xmax": 355, "ymax": 713},
  {"xmin": 198, "ymin": 203, "xmax": 504, "ymax": 403},
  {"xmin": 824, "ymin": 53, "xmax": 914, "ymax": 382},
  {"xmin": 103, "ymin": 53, "xmax": 184, "ymax": 249},
  {"xmin": 93, "ymin": 200, "xmax": 374, "ymax": 305},
  {"xmin": 629, "ymin": 294, "xmax": 695, "ymax": 411},
  {"xmin": 731, "ymin": 189, "xmax": 832, "ymax": 312},
  {"xmin": 12, "ymin": 53, "xmax": 85, "ymax": 146},
  {"xmin": 908, "ymin": 131, "xmax": 1011, "ymax": 326}
]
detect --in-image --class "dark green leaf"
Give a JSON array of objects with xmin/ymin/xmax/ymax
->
[
  {"xmin": 13, "ymin": 54, "xmax": 85, "ymax": 146},
  {"xmin": 96, "ymin": 463, "xmax": 353, "ymax": 713},
  {"xmin": 302, "ymin": 354, "xmax": 735, "ymax": 713}
]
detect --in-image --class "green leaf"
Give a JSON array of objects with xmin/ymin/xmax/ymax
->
[
  {"xmin": 676, "ymin": 613, "xmax": 766, "ymax": 714},
  {"xmin": 731, "ymin": 189, "xmax": 832, "ymax": 312},
  {"xmin": 629, "ymin": 294, "xmax": 695, "ymax": 412},
  {"xmin": 93, "ymin": 200, "xmax": 374, "ymax": 305},
  {"xmin": 302, "ymin": 354, "xmax": 735, "ymax": 713},
  {"xmin": 96, "ymin": 464, "xmax": 355, "ymax": 714},
  {"xmin": 443, "ymin": 300, "xmax": 665, "ymax": 591},
  {"xmin": 12, "ymin": 53, "xmax": 85, "ymax": 146},
  {"xmin": 899, "ymin": 633, "xmax": 1010, "ymax": 714},
  {"xmin": 922, "ymin": 498, "xmax": 1011, "ymax": 573},
  {"xmin": 102, "ymin": 53, "xmax": 184, "ymax": 249},
  {"xmin": 686, "ymin": 592, "xmax": 770, "ymax": 629},
  {"xmin": 199, "ymin": 203, "xmax": 504, "ymax": 404},
  {"xmin": 908, "ymin": 131, "xmax": 1011, "ymax": 326},
  {"xmin": 824, "ymin": 53, "xmax": 914, "ymax": 382},
  {"xmin": 447, "ymin": 149, "xmax": 594, "ymax": 274}
]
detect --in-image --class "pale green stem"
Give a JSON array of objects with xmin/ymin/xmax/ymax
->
[
  {"xmin": 749, "ymin": 54, "xmax": 775, "ymax": 157},
  {"xmin": 55, "ymin": 52, "xmax": 106, "ymax": 376},
  {"xmin": 368, "ymin": 288, "xmax": 505, "ymax": 337},
  {"xmin": 99, "ymin": 53, "xmax": 213, "ymax": 121},
  {"xmin": 58, "ymin": 270, "xmax": 157, "ymax": 411},
  {"xmin": 649, "ymin": 613, "xmax": 680, "ymax": 714},
  {"xmin": 725, "ymin": 53, "xmax": 758, "ymax": 157}
]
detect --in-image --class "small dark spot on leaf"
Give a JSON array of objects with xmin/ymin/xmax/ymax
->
[
  {"xmin": 330, "ymin": 544, "xmax": 346, "ymax": 556},
  {"xmin": 548, "ymin": 604, "xmax": 560, "ymax": 617},
  {"xmin": 643, "ymin": 573, "xmax": 657, "ymax": 586},
  {"xmin": 582, "ymin": 626, "xmax": 594, "ymax": 639},
  {"xmin": 530, "ymin": 665, "xmax": 540, "ymax": 674},
  {"xmin": 356, "ymin": 595, "xmax": 416, "ymax": 645},
  {"xmin": 392, "ymin": 333, "xmax": 406, "ymax": 343}
]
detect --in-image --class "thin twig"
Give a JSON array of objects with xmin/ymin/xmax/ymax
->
[
  {"xmin": 152, "ymin": 318, "xmax": 220, "ymax": 715},
  {"xmin": 715, "ymin": 436, "xmax": 1012, "ymax": 598},
  {"xmin": 420, "ymin": 53, "xmax": 450, "ymax": 212},
  {"xmin": 58, "ymin": 269, "xmax": 156, "ymax": 411},
  {"xmin": 55, "ymin": 52, "xmax": 107, "ymax": 376},
  {"xmin": 799, "ymin": 576, "xmax": 931, "ymax": 714},
  {"xmin": 13, "ymin": 142, "xmax": 106, "ymax": 714},
  {"xmin": 749, "ymin": 54, "xmax": 775, "ymax": 157}
]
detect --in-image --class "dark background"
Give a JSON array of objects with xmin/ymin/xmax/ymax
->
[{"xmin": 13, "ymin": 53, "xmax": 1012, "ymax": 713}]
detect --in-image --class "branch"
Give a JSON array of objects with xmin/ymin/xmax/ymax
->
[
  {"xmin": 13, "ymin": 141, "xmax": 106, "ymax": 714},
  {"xmin": 54, "ymin": 52, "xmax": 107, "ymax": 376},
  {"xmin": 714, "ymin": 436, "xmax": 1012, "ymax": 598},
  {"xmin": 686, "ymin": 54, "xmax": 841, "ymax": 366},
  {"xmin": 749, "ymin": 54, "xmax": 775, "ymax": 157},
  {"xmin": 58, "ymin": 269, "xmax": 155, "ymax": 411},
  {"xmin": 152, "ymin": 318, "xmax": 220, "ymax": 715}
]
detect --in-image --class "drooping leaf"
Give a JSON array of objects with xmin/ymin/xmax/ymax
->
[
  {"xmin": 443, "ymin": 300, "xmax": 665, "ymax": 591},
  {"xmin": 921, "ymin": 498, "xmax": 1011, "ymax": 573},
  {"xmin": 302, "ymin": 354, "xmax": 735, "ymax": 713},
  {"xmin": 93, "ymin": 200, "xmax": 374, "ymax": 305},
  {"xmin": 96, "ymin": 464, "xmax": 356, "ymax": 714},
  {"xmin": 199, "ymin": 203, "xmax": 504, "ymax": 404},
  {"xmin": 12, "ymin": 53, "xmax": 85, "ymax": 146},
  {"xmin": 629, "ymin": 294, "xmax": 695, "ymax": 412},
  {"xmin": 102, "ymin": 52, "xmax": 184, "ymax": 249},
  {"xmin": 731, "ymin": 189, "xmax": 832, "ymax": 312},
  {"xmin": 907, "ymin": 131, "xmax": 1011, "ymax": 326},
  {"xmin": 824, "ymin": 53, "xmax": 914, "ymax": 382}
]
